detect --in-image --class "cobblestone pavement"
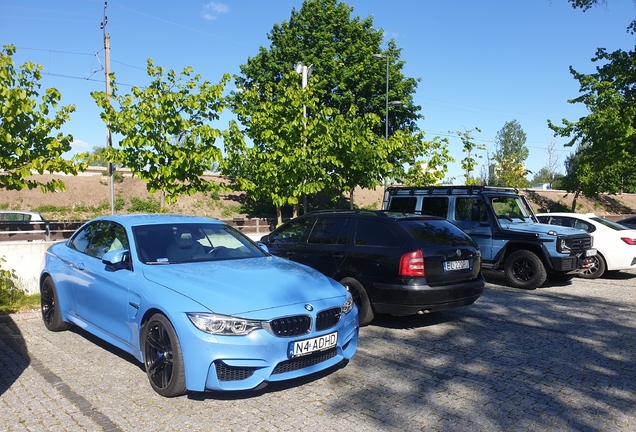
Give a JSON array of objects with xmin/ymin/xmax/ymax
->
[{"xmin": 2, "ymin": 270, "xmax": 636, "ymax": 432}]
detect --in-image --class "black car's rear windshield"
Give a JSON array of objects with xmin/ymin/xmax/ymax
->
[{"xmin": 399, "ymin": 219, "xmax": 476, "ymax": 247}]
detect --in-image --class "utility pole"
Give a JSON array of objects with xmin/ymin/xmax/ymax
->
[{"xmin": 101, "ymin": 2, "xmax": 115, "ymax": 215}]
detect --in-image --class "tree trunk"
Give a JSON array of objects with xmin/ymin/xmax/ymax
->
[
  {"xmin": 349, "ymin": 189, "xmax": 354, "ymax": 209},
  {"xmin": 570, "ymin": 189, "xmax": 581, "ymax": 212},
  {"xmin": 276, "ymin": 206, "xmax": 282, "ymax": 226}
]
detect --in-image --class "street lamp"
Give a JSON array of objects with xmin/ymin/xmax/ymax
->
[
  {"xmin": 373, "ymin": 53, "xmax": 402, "ymax": 141},
  {"xmin": 374, "ymin": 54, "xmax": 402, "ymax": 191},
  {"xmin": 295, "ymin": 62, "xmax": 314, "ymax": 215}
]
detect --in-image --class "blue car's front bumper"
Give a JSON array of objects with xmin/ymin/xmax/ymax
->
[{"xmin": 175, "ymin": 306, "xmax": 359, "ymax": 392}]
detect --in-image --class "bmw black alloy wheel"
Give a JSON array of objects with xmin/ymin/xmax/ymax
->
[
  {"xmin": 143, "ymin": 314, "xmax": 186, "ymax": 397},
  {"xmin": 41, "ymin": 280, "xmax": 55, "ymax": 327},
  {"xmin": 40, "ymin": 276, "xmax": 68, "ymax": 332}
]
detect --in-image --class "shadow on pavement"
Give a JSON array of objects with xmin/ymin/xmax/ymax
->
[
  {"xmin": 0, "ymin": 314, "xmax": 30, "ymax": 396},
  {"xmin": 324, "ymin": 278, "xmax": 636, "ymax": 431}
]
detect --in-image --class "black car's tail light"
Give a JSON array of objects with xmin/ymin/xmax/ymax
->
[{"xmin": 399, "ymin": 250, "xmax": 425, "ymax": 277}]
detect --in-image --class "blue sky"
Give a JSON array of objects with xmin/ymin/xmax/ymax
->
[{"xmin": 1, "ymin": 0, "xmax": 634, "ymax": 183}]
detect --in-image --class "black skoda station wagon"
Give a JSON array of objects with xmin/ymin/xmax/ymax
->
[{"xmin": 260, "ymin": 210, "xmax": 484, "ymax": 325}]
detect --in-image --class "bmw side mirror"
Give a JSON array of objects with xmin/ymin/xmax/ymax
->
[
  {"xmin": 257, "ymin": 242, "xmax": 269, "ymax": 253},
  {"xmin": 102, "ymin": 249, "xmax": 132, "ymax": 271}
]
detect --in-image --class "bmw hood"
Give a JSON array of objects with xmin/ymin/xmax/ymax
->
[{"xmin": 141, "ymin": 256, "xmax": 346, "ymax": 315}]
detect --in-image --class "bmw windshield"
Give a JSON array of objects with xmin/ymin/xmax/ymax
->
[{"xmin": 133, "ymin": 223, "xmax": 267, "ymax": 264}]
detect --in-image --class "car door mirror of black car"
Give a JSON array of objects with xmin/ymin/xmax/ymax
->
[{"xmin": 102, "ymin": 249, "xmax": 132, "ymax": 271}]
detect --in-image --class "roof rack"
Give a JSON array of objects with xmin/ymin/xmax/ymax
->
[{"xmin": 385, "ymin": 185, "xmax": 519, "ymax": 196}]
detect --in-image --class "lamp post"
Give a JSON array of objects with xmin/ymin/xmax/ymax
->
[
  {"xmin": 295, "ymin": 62, "xmax": 313, "ymax": 215},
  {"xmin": 374, "ymin": 54, "xmax": 402, "ymax": 192},
  {"xmin": 373, "ymin": 53, "xmax": 403, "ymax": 140}
]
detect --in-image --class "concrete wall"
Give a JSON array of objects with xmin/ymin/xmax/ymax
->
[
  {"xmin": 2, "ymin": 234, "xmax": 267, "ymax": 296},
  {"xmin": 1, "ymin": 241, "xmax": 52, "ymax": 295}
]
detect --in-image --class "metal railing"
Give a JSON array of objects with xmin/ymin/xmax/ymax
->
[{"xmin": 0, "ymin": 218, "xmax": 278, "ymax": 242}]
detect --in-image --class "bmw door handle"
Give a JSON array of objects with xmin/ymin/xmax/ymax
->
[{"xmin": 76, "ymin": 262, "xmax": 86, "ymax": 271}]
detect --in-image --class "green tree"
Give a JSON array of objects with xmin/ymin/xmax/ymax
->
[
  {"xmin": 79, "ymin": 146, "xmax": 112, "ymax": 167},
  {"xmin": 490, "ymin": 120, "xmax": 530, "ymax": 188},
  {"xmin": 227, "ymin": 0, "xmax": 439, "ymax": 212},
  {"xmin": 568, "ymin": 0, "xmax": 636, "ymax": 33},
  {"xmin": 548, "ymin": 47, "xmax": 636, "ymax": 196},
  {"xmin": 224, "ymin": 73, "xmax": 387, "ymax": 221},
  {"xmin": 0, "ymin": 44, "xmax": 87, "ymax": 192},
  {"xmin": 223, "ymin": 74, "xmax": 327, "ymax": 223},
  {"xmin": 530, "ymin": 167, "xmax": 565, "ymax": 188},
  {"xmin": 232, "ymin": 0, "xmax": 420, "ymax": 137},
  {"xmin": 456, "ymin": 127, "xmax": 484, "ymax": 185},
  {"xmin": 559, "ymin": 148, "xmax": 592, "ymax": 211},
  {"xmin": 548, "ymin": 1, "xmax": 636, "ymax": 200},
  {"xmin": 398, "ymin": 133, "xmax": 454, "ymax": 187},
  {"xmin": 92, "ymin": 60, "xmax": 229, "ymax": 209}
]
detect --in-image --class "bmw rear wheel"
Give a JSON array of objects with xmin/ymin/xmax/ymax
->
[
  {"xmin": 142, "ymin": 314, "xmax": 186, "ymax": 397},
  {"xmin": 40, "ymin": 276, "xmax": 69, "ymax": 332},
  {"xmin": 340, "ymin": 277, "xmax": 374, "ymax": 326}
]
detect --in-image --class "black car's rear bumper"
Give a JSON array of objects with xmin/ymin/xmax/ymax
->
[{"xmin": 371, "ymin": 274, "xmax": 485, "ymax": 316}]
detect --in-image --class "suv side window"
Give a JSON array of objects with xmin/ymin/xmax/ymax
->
[
  {"xmin": 420, "ymin": 197, "xmax": 449, "ymax": 218},
  {"xmin": 455, "ymin": 198, "xmax": 487, "ymax": 222},
  {"xmin": 387, "ymin": 197, "xmax": 417, "ymax": 213},
  {"xmin": 308, "ymin": 217, "xmax": 350, "ymax": 245},
  {"xmin": 355, "ymin": 220, "xmax": 401, "ymax": 247},
  {"xmin": 269, "ymin": 218, "xmax": 312, "ymax": 244}
]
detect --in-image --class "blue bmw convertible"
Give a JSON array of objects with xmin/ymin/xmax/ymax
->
[{"xmin": 40, "ymin": 214, "xmax": 359, "ymax": 397}]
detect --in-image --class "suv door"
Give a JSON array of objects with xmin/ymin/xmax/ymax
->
[{"xmin": 451, "ymin": 197, "xmax": 494, "ymax": 260}]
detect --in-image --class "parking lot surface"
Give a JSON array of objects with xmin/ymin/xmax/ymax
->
[{"xmin": 2, "ymin": 270, "xmax": 636, "ymax": 432}]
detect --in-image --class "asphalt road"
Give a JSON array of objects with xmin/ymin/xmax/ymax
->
[{"xmin": 1, "ymin": 270, "xmax": 635, "ymax": 432}]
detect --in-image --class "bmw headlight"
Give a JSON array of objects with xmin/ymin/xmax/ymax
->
[
  {"xmin": 342, "ymin": 292, "xmax": 354, "ymax": 314},
  {"xmin": 187, "ymin": 313, "xmax": 262, "ymax": 336}
]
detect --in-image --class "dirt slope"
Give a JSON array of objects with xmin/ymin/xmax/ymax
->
[{"xmin": 1, "ymin": 171, "xmax": 635, "ymax": 221}]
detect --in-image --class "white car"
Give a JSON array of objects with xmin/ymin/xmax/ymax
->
[
  {"xmin": 536, "ymin": 212, "xmax": 636, "ymax": 278},
  {"xmin": 0, "ymin": 210, "xmax": 46, "ymax": 222}
]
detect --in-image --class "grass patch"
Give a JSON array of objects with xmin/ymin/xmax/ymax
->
[
  {"xmin": 0, "ymin": 265, "xmax": 40, "ymax": 315},
  {"xmin": 129, "ymin": 197, "xmax": 160, "ymax": 213}
]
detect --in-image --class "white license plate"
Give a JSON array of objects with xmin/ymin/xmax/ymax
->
[
  {"xmin": 444, "ymin": 259, "xmax": 470, "ymax": 271},
  {"xmin": 288, "ymin": 332, "xmax": 338, "ymax": 358}
]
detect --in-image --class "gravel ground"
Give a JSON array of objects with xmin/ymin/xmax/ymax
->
[{"xmin": 1, "ymin": 270, "xmax": 635, "ymax": 431}]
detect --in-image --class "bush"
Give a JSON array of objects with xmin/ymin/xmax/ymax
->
[
  {"xmin": 0, "ymin": 258, "xmax": 39, "ymax": 315},
  {"xmin": 129, "ymin": 197, "xmax": 160, "ymax": 213}
]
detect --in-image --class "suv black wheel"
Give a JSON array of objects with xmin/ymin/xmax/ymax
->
[
  {"xmin": 340, "ymin": 277, "xmax": 374, "ymax": 326},
  {"xmin": 504, "ymin": 250, "xmax": 547, "ymax": 289}
]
